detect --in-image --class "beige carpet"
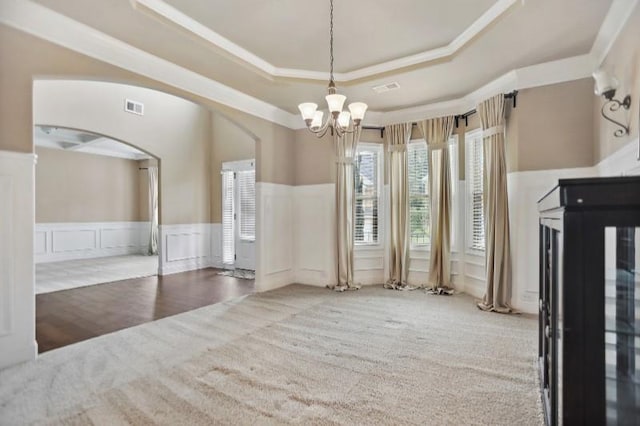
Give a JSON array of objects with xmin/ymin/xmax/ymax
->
[{"xmin": 0, "ymin": 285, "xmax": 542, "ymax": 425}]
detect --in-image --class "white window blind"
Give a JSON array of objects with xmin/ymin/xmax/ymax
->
[
  {"xmin": 238, "ymin": 170, "xmax": 255, "ymax": 241},
  {"xmin": 222, "ymin": 171, "xmax": 235, "ymax": 264},
  {"xmin": 354, "ymin": 145, "xmax": 380, "ymax": 245},
  {"xmin": 466, "ymin": 131, "xmax": 485, "ymax": 252},
  {"xmin": 449, "ymin": 136, "xmax": 458, "ymax": 248},
  {"xmin": 408, "ymin": 141, "xmax": 430, "ymax": 247}
]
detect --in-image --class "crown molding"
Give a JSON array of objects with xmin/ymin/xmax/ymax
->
[
  {"xmin": 131, "ymin": 0, "xmax": 519, "ymax": 82},
  {"xmin": 0, "ymin": 0, "xmax": 300, "ymax": 129},
  {"xmin": 0, "ymin": 0, "xmax": 634, "ymax": 130},
  {"xmin": 591, "ymin": 0, "xmax": 638, "ymax": 67}
]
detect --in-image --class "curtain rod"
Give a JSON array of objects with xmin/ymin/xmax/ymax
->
[{"xmin": 361, "ymin": 90, "xmax": 518, "ymax": 137}]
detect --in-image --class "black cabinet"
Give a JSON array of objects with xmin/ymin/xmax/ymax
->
[{"xmin": 538, "ymin": 176, "xmax": 640, "ymax": 425}]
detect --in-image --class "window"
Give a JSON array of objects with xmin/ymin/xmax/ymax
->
[
  {"xmin": 354, "ymin": 143, "xmax": 382, "ymax": 245},
  {"xmin": 449, "ymin": 136, "xmax": 459, "ymax": 250},
  {"xmin": 466, "ymin": 130, "xmax": 485, "ymax": 252},
  {"xmin": 238, "ymin": 170, "xmax": 255, "ymax": 241},
  {"xmin": 408, "ymin": 141, "xmax": 429, "ymax": 247}
]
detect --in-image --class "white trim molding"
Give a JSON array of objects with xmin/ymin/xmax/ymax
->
[{"xmin": 0, "ymin": 150, "xmax": 37, "ymax": 369}]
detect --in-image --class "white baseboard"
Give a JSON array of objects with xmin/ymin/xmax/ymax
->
[{"xmin": 35, "ymin": 222, "xmax": 150, "ymax": 263}]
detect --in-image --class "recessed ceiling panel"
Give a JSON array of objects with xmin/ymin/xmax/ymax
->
[{"xmin": 163, "ymin": 0, "xmax": 498, "ymax": 72}]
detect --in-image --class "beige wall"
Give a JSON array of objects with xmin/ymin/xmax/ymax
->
[
  {"xmin": 594, "ymin": 4, "xmax": 640, "ymax": 162},
  {"xmin": 0, "ymin": 24, "xmax": 296, "ymax": 188},
  {"xmin": 514, "ymin": 78, "xmax": 595, "ymax": 171},
  {"xmin": 34, "ymin": 80, "xmax": 212, "ymax": 225},
  {"xmin": 293, "ymin": 128, "xmax": 384, "ymax": 186},
  {"xmin": 36, "ymin": 147, "xmax": 143, "ymax": 223},
  {"xmin": 210, "ymin": 112, "xmax": 256, "ymax": 223}
]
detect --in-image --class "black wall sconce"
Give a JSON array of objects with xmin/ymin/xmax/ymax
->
[{"xmin": 593, "ymin": 69, "xmax": 632, "ymax": 137}]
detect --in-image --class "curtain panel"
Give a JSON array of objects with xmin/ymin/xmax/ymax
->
[
  {"xmin": 148, "ymin": 166, "xmax": 159, "ymax": 256},
  {"xmin": 477, "ymin": 94, "xmax": 514, "ymax": 313},
  {"xmin": 329, "ymin": 126, "xmax": 362, "ymax": 291},
  {"xmin": 418, "ymin": 116, "xmax": 455, "ymax": 293},
  {"xmin": 384, "ymin": 123, "xmax": 412, "ymax": 290}
]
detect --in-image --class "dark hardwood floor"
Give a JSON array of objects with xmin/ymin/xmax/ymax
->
[{"xmin": 36, "ymin": 268, "xmax": 254, "ymax": 353}]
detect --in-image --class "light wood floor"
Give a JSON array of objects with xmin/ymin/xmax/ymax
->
[{"xmin": 36, "ymin": 268, "xmax": 255, "ymax": 353}]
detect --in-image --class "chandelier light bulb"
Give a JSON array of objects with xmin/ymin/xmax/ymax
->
[
  {"xmin": 348, "ymin": 102, "xmax": 368, "ymax": 122},
  {"xmin": 337, "ymin": 111, "xmax": 351, "ymax": 128},
  {"xmin": 311, "ymin": 110, "xmax": 324, "ymax": 129},
  {"xmin": 326, "ymin": 94, "xmax": 347, "ymax": 114},
  {"xmin": 298, "ymin": 102, "xmax": 318, "ymax": 120}
]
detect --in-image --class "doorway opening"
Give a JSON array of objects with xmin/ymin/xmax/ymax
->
[
  {"xmin": 221, "ymin": 159, "xmax": 256, "ymax": 279},
  {"xmin": 33, "ymin": 125, "xmax": 160, "ymax": 294}
]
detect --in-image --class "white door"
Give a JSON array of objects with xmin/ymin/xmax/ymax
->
[{"xmin": 221, "ymin": 160, "xmax": 255, "ymax": 271}]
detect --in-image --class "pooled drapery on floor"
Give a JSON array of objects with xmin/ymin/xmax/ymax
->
[
  {"xmin": 384, "ymin": 123, "xmax": 412, "ymax": 290},
  {"xmin": 477, "ymin": 95, "xmax": 514, "ymax": 313},
  {"xmin": 147, "ymin": 166, "xmax": 159, "ymax": 256},
  {"xmin": 418, "ymin": 116, "xmax": 455, "ymax": 294},
  {"xmin": 329, "ymin": 126, "xmax": 362, "ymax": 291}
]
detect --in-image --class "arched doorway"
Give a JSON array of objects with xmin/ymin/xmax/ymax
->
[{"xmin": 33, "ymin": 125, "xmax": 161, "ymax": 294}]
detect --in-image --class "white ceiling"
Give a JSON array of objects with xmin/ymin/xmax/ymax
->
[
  {"xmin": 34, "ymin": 126, "xmax": 152, "ymax": 160},
  {"xmin": 25, "ymin": 0, "xmax": 614, "ymax": 114}
]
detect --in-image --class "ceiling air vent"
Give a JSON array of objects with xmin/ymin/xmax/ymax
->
[
  {"xmin": 372, "ymin": 82, "xmax": 400, "ymax": 94},
  {"xmin": 124, "ymin": 99, "xmax": 144, "ymax": 116}
]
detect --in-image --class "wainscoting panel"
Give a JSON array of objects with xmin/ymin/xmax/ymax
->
[
  {"xmin": 210, "ymin": 223, "xmax": 223, "ymax": 269},
  {"xmin": 507, "ymin": 166, "xmax": 594, "ymax": 313},
  {"xmin": 256, "ymin": 183, "xmax": 294, "ymax": 291},
  {"xmin": 293, "ymin": 184, "xmax": 334, "ymax": 287},
  {"xmin": 0, "ymin": 176, "xmax": 13, "ymax": 338},
  {"xmin": 0, "ymin": 151, "xmax": 37, "ymax": 370},
  {"xmin": 159, "ymin": 224, "xmax": 212, "ymax": 275},
  {"xmin": 52, "ymin": 229, "xmax": 97, "ymax": 253},
  {"xmin": 35, "ymin": 222, "xmax": 149, "ymax": 263},
  {"xmin": 101, "ymin": 226, "xmax": 141, "ymax": 249}
]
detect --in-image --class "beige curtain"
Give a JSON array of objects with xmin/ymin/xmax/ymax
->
[
  {"xmin": 329, "ymin": 126, "xmax": 362, "ymax": 291},
  {"xmin": 384, "ymin": 123, "xmax": 412, "ymax": 290},
  {"xmin": 148, "ymin": 166, "xmax": 159, "ymax": 256},
  {"xmin": 477, "ymin": 95, "xmax": 514, "ymax": 313},
  {"xmin": 418, "ymin": 117, "xmax": 455, "ymax": 294}
]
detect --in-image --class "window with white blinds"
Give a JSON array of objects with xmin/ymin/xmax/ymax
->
[
  {"xmin": 449, "ymin": 136, "xmax": 459, "ymax": 249},
  {"xmin": 466, "ymin": 130, "xmax": 485, "ymax": 252},
  {"xmin": 408, "ymin": 141, "xmax": 430, "ymax": 247},
  {"xmin": 354, "ymin": 144, "xmax": 382, "ymax": 245},
  {"xmin": 222, "ymin": 170, "xmax": 235, "ymax": 264},
  {"xmin": 238, "ymin": 170, "xmax": 255, "ymax": 241}
]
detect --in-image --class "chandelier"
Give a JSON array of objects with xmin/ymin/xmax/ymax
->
[{"xmin": 297, "ymin": 0, "xmax": 368, "ymax": 137}]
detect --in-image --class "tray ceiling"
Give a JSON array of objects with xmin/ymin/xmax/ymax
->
[{"xmin": 21, "ymin": 0, "xmax": 616, "ymax": 114}]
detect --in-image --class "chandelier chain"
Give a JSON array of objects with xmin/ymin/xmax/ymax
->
[{"xmin": 329, "ymin": 0, "xmax": 334, "ymax": 84}]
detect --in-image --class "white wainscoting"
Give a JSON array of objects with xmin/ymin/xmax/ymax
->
[
  {"xmin": 596, "ymin": 137, "xmax": 640, "ymax": 177},
  {"xmin": 0, "ymin": 151, "xmax": 37, "ymax": 370},
  {"xmin": 210, "ymin": 223, "xmax": 223, "ymax": 269},
  {"xmin": 293, "ymin": 184, "xmax": 335, "ymax": 287},
  {"xmin": 35, "ymin": 222, "xmax": 150, "ymax": 263},
  {"xmin": 159, "ymin": 223, "xmax": 215, "ymax": 275},
  {"xmin": 507, "ymin": 166, "xmax": 595, "ymax": 313},
  {"xmin": 256, "ymin": 183, "xmax": 294, "ymax": 292}
]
